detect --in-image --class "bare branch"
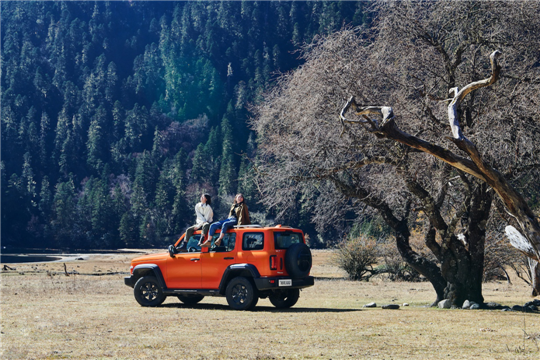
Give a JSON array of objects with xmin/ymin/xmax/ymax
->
[
  {"xmin": 340, "ymin": 100, "xmax": 488, "ymax": 181},
  {"xmin": 447, "ymin": 50, "xmax": 502, "ymax": 141}
]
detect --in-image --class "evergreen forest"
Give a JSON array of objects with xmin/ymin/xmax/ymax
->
[{"xmin": 1, "ymin": 1, "xmax": 369, "ymax": 249}]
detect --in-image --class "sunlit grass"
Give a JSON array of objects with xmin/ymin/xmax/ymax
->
[{"xmin": 1, "ymin": 250, "xmax": 539, "ymax": 359}]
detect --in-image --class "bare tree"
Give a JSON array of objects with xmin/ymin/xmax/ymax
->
[{"xmin": 253, "ymin": 1, "xmax": 540, "ymax": 304}]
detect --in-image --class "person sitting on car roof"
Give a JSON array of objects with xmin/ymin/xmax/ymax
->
[
  {"xmin": 180, "ymin": 193, "xmax": 213, "ymax": 248},
  {"xmin": 203, "ymin": 193, "xmax": 250, "ymax": 247}
]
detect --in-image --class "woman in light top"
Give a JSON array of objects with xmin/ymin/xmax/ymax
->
[
  {"xmin": 204, "ymin": 193, "xmax": 250, "ymax": 247},
  {"xmin": 182, "ymin": 193, "xmax": 213, "ymax": 247}
]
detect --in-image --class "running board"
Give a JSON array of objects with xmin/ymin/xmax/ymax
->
[{"xmin": 163, "ymin": 288, "xmax": 222, "ymax": 297}]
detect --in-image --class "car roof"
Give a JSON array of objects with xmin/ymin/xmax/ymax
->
[{"xmin": 190, "ymin": 225, "xmax": 302, "ymax": 232}]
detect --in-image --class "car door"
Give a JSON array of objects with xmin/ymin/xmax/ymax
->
[
  {"xmin": 165, "ymin": 235, "xmax": 202, "ymax": 289},
  {"xmin": 200, "ymin": 233, "xmax": 237, "ymax": 289},
  {"xmin": 236, "ymin": 231, "xmax": 265, "ymax": 264}
]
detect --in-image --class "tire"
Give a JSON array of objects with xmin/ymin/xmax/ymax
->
[
  {"xmin": 177, "ymin": 294, "xmax": 205, "ymax": 305},
  {"xmin": 134, "ymin": 276, "xmax": 166, "ymax": 307},
  {"xmin": 225, "ymin": 277, "xmax": 258, "ymax": 310},
  {"xmin": 284, "ymin": 243, "xmax": 312, "ymax": 278},
  {"xmin": 269, "ymin": 289, "xmax": 300, "ymax": 309}
]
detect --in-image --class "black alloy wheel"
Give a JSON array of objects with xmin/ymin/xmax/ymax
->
[
  {"xmin": 226, "ymin": 277, "xmax": 258, "ymax": 310},
  {"xmin": 134, "ymin": 276, "xmax": 166, "ymax": 307}
]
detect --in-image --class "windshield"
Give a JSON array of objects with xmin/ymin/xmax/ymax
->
[{"xmin": 274, "ymin": 231, "xmax": 303, "ymax": 249}]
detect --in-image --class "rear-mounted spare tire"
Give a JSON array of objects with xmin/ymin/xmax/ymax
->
[{"xmin": 284, "ymin": 243, "xmax": 312, "ymax": 278}]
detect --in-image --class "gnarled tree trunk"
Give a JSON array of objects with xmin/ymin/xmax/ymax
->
[{"xmin": 340, "ymin": 50, "xmax": 540, "ymax": 296}]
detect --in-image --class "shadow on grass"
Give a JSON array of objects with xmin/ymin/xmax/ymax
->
[
  {"xmin": 161, "ymin": 303, "xmax": 362, "ymax": 313},
  {"xmin": 313, "ymin": 276, "xmax": 346, "ymax": 281}
]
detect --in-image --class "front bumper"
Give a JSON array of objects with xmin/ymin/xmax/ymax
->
[
  {"xmin": 254, "ymin": 276, "xmax": 314, "ymax": 291},
  {"xmin": 124, "ymin": 276, "xmax": 135, "ymax": 288}
]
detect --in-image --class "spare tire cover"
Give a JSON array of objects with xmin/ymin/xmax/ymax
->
[{"xmin": 284, "ymin": 243, "xmax": 312, "ymax": 278}]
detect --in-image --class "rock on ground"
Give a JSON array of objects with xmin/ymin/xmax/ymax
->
[{"xmin": 438, "ymin": 299, "xmax": 452, "ymax": 309}]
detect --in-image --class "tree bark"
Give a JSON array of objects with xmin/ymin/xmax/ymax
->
[
  {"xmin": 439, "ymin": 184, "xmax": 492, "ymax": 305},
  {"xmin": 400, "ymin": 166, "xmax": 490, "ymax": 306},
  {"xmin": 528, "ymin": 259, "xmax": 540, "ymax": 297}
]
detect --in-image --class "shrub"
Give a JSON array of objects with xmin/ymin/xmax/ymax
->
[
  {"xmin": 333, "ymin": 236, "xmax": 378, "ymax": 281},
  {"xmin": 334, "ymin": 235, "xmax": 423, "ymax": 282}
]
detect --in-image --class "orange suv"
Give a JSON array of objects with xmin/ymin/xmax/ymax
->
[{"xmin": 124, "ymin": 225, "xmax": 314, "ymax": 310}]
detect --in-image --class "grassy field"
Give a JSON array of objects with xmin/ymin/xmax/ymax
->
[{"xmin": 1, "ymin": 250, "xmax": 539, "ymax": 359}]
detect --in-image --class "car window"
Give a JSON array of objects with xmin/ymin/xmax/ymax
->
[
  {"xmin": 210, "ymin": 233, "xmax": 236, "ymax": 252},
  {"xmin": 243, "ymin": 232, "xmax": 264, "ymax": 250},
  {"xmin": 186, "ymin": 236, "xmax": 202, "ymax": 252},
  {"xmin": 274, "ymin": 231, "xmax": 302, "ymax": 249}
]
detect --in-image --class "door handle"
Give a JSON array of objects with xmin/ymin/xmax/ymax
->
[
  {"xmin": 224, "ymin": 257, "xmax": 234, "ymax": 260},
  {"xmin": 190, "ymin": 258, "xmax": 200, "ymax": 262}
]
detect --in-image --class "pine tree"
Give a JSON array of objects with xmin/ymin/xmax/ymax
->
[
  {"xmin": 151, "ymin": 126, "xmax": 165, "ymax": 162},
  {"xmin": 125, "ymin": 103, "xmax": 149, "ymax": 151},
  {"xmin": 237, "ymin": 157, "xmax": 257, "ymax": 209},
  {"xmin": 218, "ymin": 115, "xmax": 236, "ymax": 196},
  {"xmin": 139, "ymin": 212, "xmax": 157, "ymax": 247},
  {"xmin": 171, "ymin": 149, "xmax": 188, "ymax": 234},
  {"xmin": 89, "ymin": 176, "xmax": 114, "ymax": 248},
  {"xmin": 105, "ymin": 61, "xmax": 117, "ymax": 103},
  {"xmin": 39, "ymin": 176, "xmax": 52, "ymax": 215},
  {"xmin": 204, "ymin": 126, "xmax": 222, "ymax": 185},
  {"xmin": 154, "ymin": 160, "xmax": 175, "ymax": 238},
  {"xmin": 86, "ymin": 106, "xmax": 107, "ymax": 171},
  {"xmin": 119, "ymin": 212, "xmax": 138, "ymax": 247},
  {"xmin": 190, "ymin": 143, "xmax": 207, "ymax": 184},
  {"xmin": 21, "ymin": 152, "xmax": 37, "ymax": 207},
  {"xmin": 52, "ymin": 177, "xmax": 77, "ymax": 247},
  {"xmin": 39, "ymin": 111, "xmax": 51, "ymax": 167},
  {"xmin": 133, "ymin": 150, "xmax": 158, "ymax": 206}
]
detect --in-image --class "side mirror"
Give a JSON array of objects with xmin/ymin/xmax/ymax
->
[
  {"xmin": 201, "ymin": 246, "xmax": 209, "ymax": 253},
  {"xmin": 168, "ymin": 244, "xmax": 176, "ymax": 258}
]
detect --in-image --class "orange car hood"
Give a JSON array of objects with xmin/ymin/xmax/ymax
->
[{"xmin": 131, "ymin": 252, "xmax": 168, "ymax": 265}]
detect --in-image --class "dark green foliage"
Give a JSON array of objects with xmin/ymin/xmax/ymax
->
[
  {"xmin": 218, "ymin": 115, "xmax": 236, "ymax": 197},
  {"xmin": 1, "ymin": 1, "xmax": 368, "ymax": 249}
]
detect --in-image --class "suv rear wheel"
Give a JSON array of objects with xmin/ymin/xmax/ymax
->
[
  {"xmin": 269, "ymin": 288, "xmax": 300, "ymax": 308},
  {"xmin": 134, "ymin": 276, "xmax": 166, "ymax": 307},
  {"xmin": 177, "ymin": 294, "xmax": 205, "ymax": 305},
  {"xmin": 226, "ymin": 277, "xmax": 258, "ymax": 310}
]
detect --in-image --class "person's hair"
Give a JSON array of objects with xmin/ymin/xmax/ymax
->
[
  {"xmin": 203, "ymin": 193, "xmax": 212, "ymax": 206},
  {"xmin": 234, "ymin": 193, "xmax": 244, "ymax": 204}
]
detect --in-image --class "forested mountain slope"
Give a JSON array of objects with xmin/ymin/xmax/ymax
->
[{"xmin": 1, "ymin": 1, "xmax": 368, "ymax": 249}]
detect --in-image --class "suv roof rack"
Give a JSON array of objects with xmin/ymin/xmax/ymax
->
[{"xmin": 233, "ymin": 224, "xmax": 262, "ymax": 228}]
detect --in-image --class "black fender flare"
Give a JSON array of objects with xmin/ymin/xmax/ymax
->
[
  {"xmin": 218, "ymin": 263, "xmax": 260, "ymax": 294},
  {"xmin": 132, "ymin": 264, "xmax": 167, "ymax": 290}
]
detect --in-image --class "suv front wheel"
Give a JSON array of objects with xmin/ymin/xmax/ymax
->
[
  {"xmin": 226, "ymin": 277, "xmax": 258, "ymax": 310},
  {"xmin": 269, "ymin": 288, "xmax": 300, "ymax": 308},
  {"xmin": 134, "ymin": 276, "xmax": 166, "ymax": 307}
]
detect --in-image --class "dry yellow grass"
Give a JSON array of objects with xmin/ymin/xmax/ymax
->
[{"xmin": 1, "ymin": 250, "xmax": 539, "ymax": 359}]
